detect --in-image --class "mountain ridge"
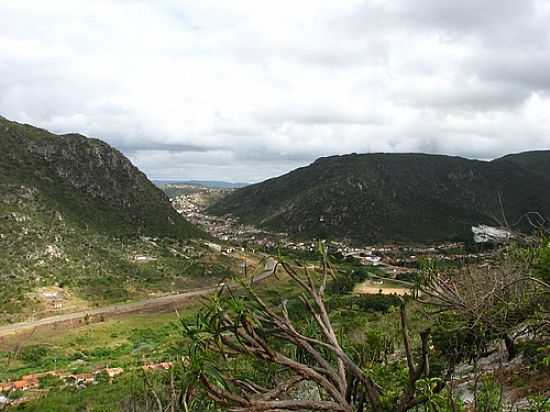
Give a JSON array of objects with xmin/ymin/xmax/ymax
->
[
  {"xmin": 0, "ymin": 116, "xmax": 203, "ymax": 238},
  {"xmin": 494, "ymin": 150, "xmax": 550, "ymax": 178},
  {"xmin": 208, "ymin": 151, "xmax": 550, "ymax": 243},
  {"xmin": 0, "ymin": 116, "xmax": 218, "ymax": 323}
]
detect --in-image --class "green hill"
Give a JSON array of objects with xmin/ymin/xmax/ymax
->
[
  {"xmin": 208, "ymin": 152, "xmax": 550, "ymax": 243},
  {"xmin": 0, "ymin": 116, "xmax": 203, "ymax": 238},
  {"xmin": 0, "ymin": 117, "xmax": 233, "ymax": 324},
  {"xmin": 494, "ymin": 150, "xmax": 550, "ymax": 178}
]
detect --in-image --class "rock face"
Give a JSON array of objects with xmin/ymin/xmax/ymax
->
[
  {"xmin": 472, "ymin": 225, "xmax": 513, "ymax": 243},
  {"xmin": 209, "ymin": 152, "xmax": 550, "ymax": 243},
  {"xmin": 0, "ymin": 116, "xmax": 203, "ymax": 238}
]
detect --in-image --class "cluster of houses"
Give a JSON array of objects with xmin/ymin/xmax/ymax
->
[
  {"xmin": 170, "ymin": 191, "xmax": 501, "ymax": 276},
  {"xmin": 171, "ymin": 193, "xmax": 287, "ymax": 246},
  {"xmin": 0, "ymin": 361, "xmax": 178, "ymax": 407},
  {"xmin": 0, "ymin": 367, "xmax": 123, "ymax": 395},
  {"xmin": 41, "ymin": 289, "xmax": 65, "ymax": 310}
]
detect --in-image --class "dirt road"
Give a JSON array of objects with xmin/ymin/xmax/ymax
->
[{"xmin": 0, "ymin": 266, "xmax": 275, "ymax": 339}]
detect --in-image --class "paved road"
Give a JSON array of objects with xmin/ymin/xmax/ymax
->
[{"xmin": 0, "ymin": 263, "xmax": 276, "ymax": 339}]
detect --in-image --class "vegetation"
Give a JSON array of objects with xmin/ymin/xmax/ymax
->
[
  {"xmin": 0, "ymin": 312, "xmax": 187, "ymax": 383},
  {"xmin": 0, "ymin": 183, "xmax": 237, "ymax": 322},
  {"xmin": 177, "ymin": 254, "xmax": 446, "ymax": 411},
  {"xmin": 1, "ymin": 118, "xmax": 549, "ymax": 410},
  {"xmin": 4, "ymin": 238, "xmax": 549, "ymax": 410},
  {"xmin": 170, "ymin": 240, "xmax": 549, "ymax": 411},
  {"xmin": 0, "ymin": 116, "xmax": 203, "ymax": 238},
  {"xmin": 417, "ymin": 239, "xmax": 550, "ymax": 363},
  {"xmin": 0, "ymin": 117, "xmax": 240, "ymax": 323},
  {"xmin": 209, "ymin": 152, "xmax": 550, "ymax": 243}
]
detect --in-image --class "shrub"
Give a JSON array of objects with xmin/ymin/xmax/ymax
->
[
  {"xmin": 39, "ymin": 374, "xmax": 64, "ymax": 389},
  {"xmin": 20, "ymin": 345, "xmax": 49, "ymax": 363},
  {"xmin": 327, "ymin": 269, "xmax": 371, "ymax": 294},
  {"xmin": 534, "ymin": 240, "xmax": 550, "ymax": 283},
  {"xmin": 355, "ymin": 293, "xmax": 401, "ymax": 313},
  {"xmin": 475, "ymin": 376, "xmax": 504, "ymax": 412}
]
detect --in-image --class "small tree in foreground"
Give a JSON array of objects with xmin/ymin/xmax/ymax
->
[
  {"xmin": 416, "ymin": 240, "xmax": 550, "ymax": 363},
  {"xmin": 180, "ymin": 254, "xmax": 449, "ymax": 412}
]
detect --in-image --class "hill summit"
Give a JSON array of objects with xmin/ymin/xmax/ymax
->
[
  {"xmin": 209, "ymin": 151, "xmax": 550, "ymax": 243},
  {"xmin": 0, "ymin": 116, "xmax": 202, "ymax": 238},
  {"xmin": 0, "ymin": 116, "xmax": 215, "ymax": 322}
]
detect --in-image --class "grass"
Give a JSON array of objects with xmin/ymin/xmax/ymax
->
[
  {"xmin": 0, "ymin": 309, "xmax": 197, "ymax": 382},
  {"xmin": 11, "ymin": 372, "xmax": 147, "ymax": 412},
  {"xmin": 0, "ymin": 257, "xmax": 431, "ymax": 411},
  {"xmin": 0, "ymin": 183, "xmax": 240, "ymax": 324}
]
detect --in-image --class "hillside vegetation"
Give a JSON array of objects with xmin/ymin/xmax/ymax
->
[
  {"xmin": 209, "ymin": 152, "xmax": 550, "ymax": 243},
  {"xmin": 0, "ymin": 117, "xmax": 233, "ymax": 324},
  {"xmin": 0, "ymin": 116, "xmax": 202, "ymax": 238},
  {"xmin": 495, "ymin": 150, "xmax": 550, "ymax": 178}
]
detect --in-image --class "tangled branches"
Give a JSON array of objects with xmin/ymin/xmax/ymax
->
[{"xmin": 181, "ymin": 253, "xmax": 443, "ymax": 412}]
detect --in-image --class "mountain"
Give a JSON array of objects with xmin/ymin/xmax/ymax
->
[
  {"xmin": 208, "ymin": 152, "xmax": 550, "ymax": 243},
  {"xmin": 1, "ymin": 116, "xmax": 202, "ymax": 238},
  {"xmin": 494, "ymin": 150, "xmax": 550, "ymax": 178},
  {"xmin": 0, "ymin": 117, "xmax": 228, "ymax": 324}
]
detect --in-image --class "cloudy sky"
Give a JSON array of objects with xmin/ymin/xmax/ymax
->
[{"xmin": 1, "ymin": 1, "xmax": 550, "ymax": 182}]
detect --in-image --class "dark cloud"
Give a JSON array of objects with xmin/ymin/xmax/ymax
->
[{"xmin": 468, "ymin": 52, "xmax": 550, "ymax": 93}]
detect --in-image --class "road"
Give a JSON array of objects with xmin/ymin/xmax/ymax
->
[{"xmin": 0, "ymin": 261, "xmax": 276, "ymax": 339}]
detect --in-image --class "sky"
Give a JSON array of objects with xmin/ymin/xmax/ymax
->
[{"xmin": 1, "ymin": 1, "xmax": 550, "ymax": 183}]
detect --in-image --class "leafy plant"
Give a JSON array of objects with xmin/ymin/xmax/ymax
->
[{"xmin": 475, "ymin": 376, "xmax": 504, "ymax": 412}]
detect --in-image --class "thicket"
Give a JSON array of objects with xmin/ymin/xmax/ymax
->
[{"xmin": 168, "ymin": 239, "xmax": 550, "ymax": 411}]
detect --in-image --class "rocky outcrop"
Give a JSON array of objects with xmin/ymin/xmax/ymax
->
[{"xmin": 0, "ymin": 116, "xmax": 203, "ymax": 238}]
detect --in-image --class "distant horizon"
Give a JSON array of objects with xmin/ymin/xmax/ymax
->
[
  {"xmin": 147, "ymin": 148, "xmax": 550, "ymax": 184},
  {"xmin": 151, "ymin": 178, "xmax": 250, "ymax": 184},
  {"xmin": 151, "ymin": 178, "xmax": 250, "ymax": 189}
]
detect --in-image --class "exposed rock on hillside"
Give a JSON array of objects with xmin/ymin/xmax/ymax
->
[{"xmin": 0, "ymin": 116, "xmax": 203, "ymax": 238}]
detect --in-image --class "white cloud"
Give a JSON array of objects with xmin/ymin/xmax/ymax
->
[{"xmin": 1, "ymin": 0, "xmax": 549, "ymax": 182}]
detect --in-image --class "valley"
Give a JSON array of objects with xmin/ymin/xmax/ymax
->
[
  {"xmin": 1, "ymin": 117, "xmax": 548, "ymax": 411},
  {"xmin": 4, "ymin": 2, "xmax": 550, "ymax": 410},
  {"xmin": 208, "ymin": 152, "xmax": 550, "ymax": 244}
]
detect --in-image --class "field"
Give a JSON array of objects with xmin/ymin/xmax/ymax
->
[
  {"xmin": 1, "ymin": 247, "xmax": 549, "ymax": 411},
  {"xmin": 0, "ymin": 260, "xmax": 417, "ymax": 411},
  {"xmin": 0, "ymin": 182, "xmax": 246, "ymax": 325}
]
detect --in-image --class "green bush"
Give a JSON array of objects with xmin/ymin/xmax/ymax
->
[
  {"xmin": 327, "ymin": 269, "xmax": 370, "ymax": 294},
  {"xmin": 355, "ymin": 294, "xmax": 401, "ymax": 313},
  {"xmin": 519, "ymin": 341, "xmax": 550, "ymax": 370},
  {"xmin": 535, "ymin": 240, "xmax": 550, "ymax": 283},
  {"xmin": 526, "ymin": 395, "xmax": 550, "ymax": 412},
  {"xmin": 20, "ymin": 345, "xmax": 49, "ymax": 363},
  {"xmin": 38, "ymin": 374, "xmax": 64, "ymax": 389},
  {"xmin": 476, "ymin": 376, "xmax": 504, "ymax": 412},
  {"xmin": 431, "ymin": 314, "xmax": 490, "ymax": 364}
]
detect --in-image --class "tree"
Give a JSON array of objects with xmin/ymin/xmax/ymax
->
[
  {"xmin": 417, "ymin": 241, "xmax": 550, "ymax": 362},
  {"xmin": 180, "ymin": 253, "xmax": 449, "ymax": 412}
]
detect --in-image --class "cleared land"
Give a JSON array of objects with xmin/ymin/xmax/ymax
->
[{"xmin": 0, "ymin": 267, "xmax": 275, "ymax": 340}]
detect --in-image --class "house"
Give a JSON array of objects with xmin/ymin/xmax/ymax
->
[
  {"xmin": 134, "ymin": 255, "xmax": 157, "ymax": 262},
  {"xmin": 143, "ymin": 362, "xmax": 173, "ymax": 371},
  {"xmin": 472, "ymin": 225, "xmax": 512, "ymax": 243},
  {"xmin": 70, "ymin": 373, "xmax": 95, "ymax": 387},
  {"xmin": 103, "ymin": 368, "xmax": 124, "ymax": 378},
  {"xmin": 13, "ymin": 378, "xmax": 39, "ymax": 391},
  {"xmin": 0, "ymin": 382, "xmax": 15, "ymax": 393},
  {"xmin": 204, "ymin": 242, "xmax": 222, "ymax": 253}
]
